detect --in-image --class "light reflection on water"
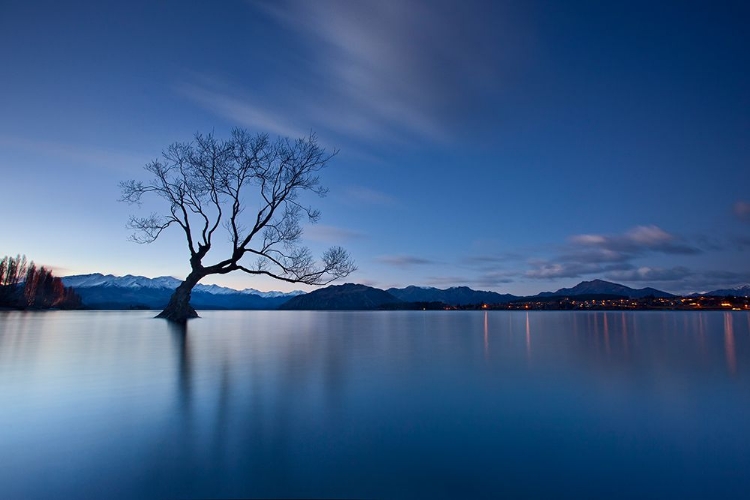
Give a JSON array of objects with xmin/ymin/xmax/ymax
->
[{"xmin": 0, "ymin": 310, "xmax": 749, "ymax": 499}]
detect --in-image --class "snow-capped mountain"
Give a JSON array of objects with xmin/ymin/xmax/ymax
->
[
  {"xmin": 63, "ymin": 273, "xmax": 182, "ymax": 290},
  {"xmin": 700, "ymin": 285, "xmax": 750, "ymax": 297},
  {"xmin": 62, "ymin": 273, "xmax": 304, "ymax": 298},
  {"xmin": 59, "ymin": 273, "xmax": 305, "ymax": 310}
]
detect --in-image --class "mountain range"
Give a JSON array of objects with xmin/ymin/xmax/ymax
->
[
  {"xmin": 61, "ymin": 274, "xmax": 303, "ymax": 310},
  {"xmin": 61, "ymin": 273, "xmax": 749, "ymax": 310},
  {"xmin": 62, "ymin": 274, "xmax": 303, "ymax": 298},
  {"xmin": 280, "ymin": 280, "xmax": 682, "ymax": 310},
  {"xmin": 690, "ymin": 285, "xmax": 750, "ymax": 298},
  {"xmin": 387, "ymin": 285, "xmax": 517, "ymax": 305}
]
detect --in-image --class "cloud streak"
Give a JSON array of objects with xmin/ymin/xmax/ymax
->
[
  {"xmin": 631, "ymin": 269, "xmax": 750, "ymax": 294},
  {"xmin": 177, "ymin": 81, "xmax": 308, "ymax": 139},
  {"xmin": 304, "ymin": 224, "xmax": 364, "ymax": 244},
  {"xmin": 181, "ymin": 1, "xmax": 525, "ymax": 143},
  {"xmin": 376, "ymin": 254, "xmax": 435, "ymax": 268},
  {"xmin": 0, "ymin": 135, "xmax": 145, "ymax": 173},
  {"xmin": 525, "ymin": 261, "xmax": 632, "ymax": 280},
  {"xmin": 343, "ymin": 186, "xmax": 398, "ymax": 207},
  {"xmin": 525, "ymin": 225, "xmax": 702, "ymax": 281},
  {"xmin": 436, "ymin": 225, "xmax": 745, "ymax": 293},
  {"xmin": 604, "ymin": 266, "xmax": 692, "ymax": 282},
  {"xmin": 425, "ymin": 270, "xmax": 517, "ymax": 290},
  {"xmin": 569, "ymin": 225, "xmax": 700, "ymax": 257}
]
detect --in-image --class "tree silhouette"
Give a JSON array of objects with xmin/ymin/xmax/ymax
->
[
  {"xmin": 0, "ymin": 254, "xmax": 27, "ymax": 305},
  {"xmin": 120, "ymin": 129, "xmax": 356, "ymax": 322},
  {"xmin": 0, "ymin": 255, "xmax": 81, "ymax": 309}
]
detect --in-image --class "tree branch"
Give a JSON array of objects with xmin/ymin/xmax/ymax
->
[{"xmin": 119, "ymin": 128, "xmax": 354, "ymax": 288}]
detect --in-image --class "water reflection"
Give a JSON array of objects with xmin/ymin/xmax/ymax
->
[
  {"xmin": 1, "ymin": 310, "xmax": 750, "ymax": 499},
  {"xmin": 603, "ymin": 313, "xmax": 611, "ymax": 356},
  {"xmin": 483, "ymin": 311, "xmax": 489, "ymax": 357},
  {"xmin": 621, "ymin": 312, "xmax": 629, "ymax": 358},
  {"xmin": 525, "ymin": 312, "xmax": 531, "ymax": 360},
  {"xmin": 698, "ymin": 312, "xmax": 706, "ymax": 358},
  {"xmin": 724, "ymin": 313, "xmax": 737, "ymax": 375},
  {"xmin": 168, "ymin": 321, "xmax": 192, "ymax": 411}
]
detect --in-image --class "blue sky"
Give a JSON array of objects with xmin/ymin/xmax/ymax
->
[{"xmin": 1, "ymin": 0, "xmax": 748, "ymax": 295}]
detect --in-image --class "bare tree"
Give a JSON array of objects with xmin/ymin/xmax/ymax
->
[
  {"xmin": 0, "ymin": 254, "xmax": 27, "ymax": 305},
  {"xmin": 119, "ymin": 129, "xmax": 356, "ymax": 322}
]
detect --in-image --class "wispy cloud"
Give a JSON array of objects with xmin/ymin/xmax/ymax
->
[
  {"xmin": 177, "ymin": 81, "xmax": 308, "ymax": 139},
  {"xmin": 638, "ymin": 269, "xmax": 750, "ymax": 294},
  {"xmin": 304, "ymin": 224, "xmax": 364, "ymax": 243},
  {"xmin": 525, "ymin": 226, "xmax": 700, "ymax": 280},
  {"xmin": 535, "ymin": 264, "xmax": 750, "ymax": 294},
  {"xmin": 458, "ymin": 254, "xmax": 525, "ymax": 287},
  {"xmin": 445, "ymin": 224, "xmax": 730, "ymax": 292},
  {"xmin": 569, "ymin": 225, "xmax": 700, "ymax": 257},
  {"xmin": 604, "ymin": 266, "xmax": 692, "ymax": 282},
  {"xmin": 471, "ymin": 271, "xmax": 518, "ymax": 287},
  {"xmin": 464, "ymin": 252, "xmax": 525, "ymax": 266},
  {"xmin": 0, "ymin": 135, "xmax": 145, "ymax": 173},
  {"xmin": 343, "ymin": 186, "xmax": 398, "ymax": 207},
  {"xmin": 689, "ymin": 270, "xmax": 750, "ymax": 291},
  {"xmin": 181, "ymin": 1, "xmax": 526, "ymax": 143},
  {"xmin": 376, "ymin": 254, "xmax": 435, "ymax": 268},
  {"xmin": 525, "ymin": 260, "xmax": 633, "ymax": 280},
  {"xmin": 451, "ymin": 224, "xmax": 748, "ymax": 293},
  {"xmin": 424, "ymin": 275, "xmax": 469, "ymax": 287},
  {"xmin": 424, "ymin": 270, "xmax": 517, "ymax": 290}
]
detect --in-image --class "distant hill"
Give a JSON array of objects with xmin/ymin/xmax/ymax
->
[
  {"xmin": 60, "ymin": 273, "xmax": 692, "ymax": 310},
  {"xmin": 519, "ymin": 293, "xmax": 631, "ymax": 303},
  {"xmin": 61, "ymin": 273, "xmax": 302, "ymax": 310},
  {"xmin": 280, "ymin": 283, "xmax": 402, "ymax": 310},
  {"xmin": 63, "ymin": 273, "xmax": 303, "ymax": 298},
  {"xmin": 698, "ymin": 285, "xmax": 750, "ymax": 297},
  {"xmin": 538, "ymin": 279, "xmax": 674, "ymax": 299},
  {"xmin": 388, "ymin": 285, "xmax": 517, "ymax": 305}
]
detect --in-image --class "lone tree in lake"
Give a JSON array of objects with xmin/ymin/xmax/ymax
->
[{"xmin": 119, "ymin": 129, "xmax": 356, "ymax": 322}]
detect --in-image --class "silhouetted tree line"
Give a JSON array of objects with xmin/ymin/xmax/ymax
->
[{"xmin": 0, "ymin": 255, "xmax": 82, "ymax": 309}]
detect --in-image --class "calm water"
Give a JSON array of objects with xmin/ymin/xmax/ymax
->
[{"xmin": 1, "ymin": 310, "xmax": 749, "ymax": 499}]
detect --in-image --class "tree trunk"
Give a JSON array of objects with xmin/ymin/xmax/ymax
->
[{"xmin": 157, "ymin": 272, "xmax": 203, "ymax": 322}]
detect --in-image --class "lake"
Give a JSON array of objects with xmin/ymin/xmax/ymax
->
[{"xmin": 1, "ymin": 310, "xmax": 748, "ymax": 498}]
